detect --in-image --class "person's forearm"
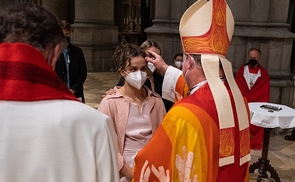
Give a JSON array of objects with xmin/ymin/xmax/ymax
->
[
  {"xmin": 162, "ymin": 66, "xmax": 183, "ymax": 102},
  {"xmin": 158, "ymin": 64, "xmax": 169, "ymax": 76},
  {"xmin": 145, "ymin": 50, "xmax": 169, "ymax": 76}
]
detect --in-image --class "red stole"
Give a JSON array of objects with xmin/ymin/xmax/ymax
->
[{"xmin": 0, "ymin": 43, "xmax": 78, "ymax": 102}]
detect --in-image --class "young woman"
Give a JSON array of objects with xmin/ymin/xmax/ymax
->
[
  {"xmin": 117, "ymin": 40, "xmax": 162, "ymax": 91},
  {"xmin": 116, "ymin": 40, "xmax": 174, "ymax": 111},
  {"xmin": 98, "ymin": 43, "xmax": 166, "ymax": 182}
]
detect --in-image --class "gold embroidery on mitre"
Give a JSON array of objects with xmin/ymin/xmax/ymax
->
[
  {"xmin": 182, "ymin": 0, "xmax": 230, "ymax": 56},
  {"xmin": 240, "ymin": 127, "xmax": 250, "ymax": 157},
  {"xmin": 219, "ymin": 128, "xmax": 235, "ymax": 157}
]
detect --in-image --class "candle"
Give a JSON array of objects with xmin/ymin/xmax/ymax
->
[{"xmin": 123, "ymin": 18, "xmax": 125, "ymax": 24}]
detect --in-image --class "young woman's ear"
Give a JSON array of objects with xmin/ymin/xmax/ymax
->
[{"xmin": 119, "ymin": 68, "xmax": 126, "ymax": 77}]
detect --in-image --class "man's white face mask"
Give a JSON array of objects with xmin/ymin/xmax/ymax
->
[
  {"xmin": 147, "ymin": 62, "xmax": 156, "ymax": 72},
  {"xmin": 124, "ymin": 70, "xmax": 147, "ymax": 90}
]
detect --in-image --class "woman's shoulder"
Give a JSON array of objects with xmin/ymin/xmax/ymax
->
[{"xmin": 103, "ymin": 86, "xmax": 122, "ymax": 97}]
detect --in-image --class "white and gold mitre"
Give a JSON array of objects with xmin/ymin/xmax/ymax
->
[{"xmin": 180, "ymin": 0, "xmax": 233, "ymax": 55}]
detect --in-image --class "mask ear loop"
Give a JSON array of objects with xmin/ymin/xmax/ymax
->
[
  {"xmin": 184, "ymin": 68, "xmax": 189, "ymax": 78},
  {"xmin": 183, "ymin": 53, "xmax": 195, "ymax": 78}
]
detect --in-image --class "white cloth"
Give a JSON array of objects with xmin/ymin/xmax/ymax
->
[
  {"xmin": 249, "ymin": 102, "xmax": 295, "ymax": 129},
  {"xmin": 162, "ymin": 66, "xmax": 183, "ymax": 102},
  {"xmin": 0, "ymin": 100, "xmax": 119, "ymax": 182}
]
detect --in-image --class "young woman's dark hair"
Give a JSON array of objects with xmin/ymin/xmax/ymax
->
[{"xmin": 113, "ymin": 43, "xmax": 146, "ymax": 72}]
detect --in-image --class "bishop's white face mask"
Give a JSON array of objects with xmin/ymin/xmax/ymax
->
[
  {"xmin": 147, "ymin": 62, "xmax": 156, "ymax": 72},
  {"xmin": 175, "ymin": 61, "xmax": 182, "ymax": 69},
  {"xmin": 124, "ymin": 70, "xmax": 147, "ymax": 90}
]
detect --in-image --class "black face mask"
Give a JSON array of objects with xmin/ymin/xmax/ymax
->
[
  {"xmin": 65, "ymin": 36, "xmax": 70, "ymax": 43},
  {"xmin": 248, "ymin": 59, "xmax": 258, "ymax": 67}
]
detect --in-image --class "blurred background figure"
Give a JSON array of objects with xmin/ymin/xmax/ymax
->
[
  {"xmin": 172, "ymin": 53, "xmax": 183, "ymax": 70},
  {"xmin": 55, "ymin": 20, "xmax": 87, "ymax": 103},
  {"xmin": 235, "ymin": 48, "xmax": 270, "ymax": 150},
  {"xmin": 140, "ymin": 40, "xmax": 174, "ymax": 111}
]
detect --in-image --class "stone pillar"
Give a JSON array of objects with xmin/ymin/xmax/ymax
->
[
  {"xmin": 0, "ymin": 0, "xmax": 11, "ymax": 12},
  {"xmin": 226, "ymin": 0, "xmax": 295, "ymax": 106},
  {"xmin": 0, "ymin": 0, "xmax": 42, "ymax": 11},
  {"xmin": 0, "ymin": 0, "xmax": 68, "ymax": 21},
  {"xmin": 72, "ymin": 0, "xmax": 118, "ymax": 71},
  {"xmin": 42, "ymin": 0, "xmax": 67, "ymax": 20},
  {"xmin": 145, "ymin": 0, "xmax": 187, "ymax": 65}
]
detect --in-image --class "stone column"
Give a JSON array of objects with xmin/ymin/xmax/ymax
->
[
  {"xmin": 145, "ymin": 0, "xmax": 187, "ymax": 64},
  {"xmin": 0, "ymin": 0, "xmax": 11, "ymax": 12},
  {"xmin": 0, "ymin": 0, "xmax": 42, "ymax": 11},
  {"xmin": 42, "ymin": 0, "xmax": 67, "ymax": 20},
  {"xmin": 0, "ymin": 0, "xmax": 67, "ymax": 20},
  {"xmin": 226, "ymin": 0, "xmax": 295, "ymax": 106},
  {"xmin": 72, "ymin": 0, "xmax": 118, "ymax": 71}
]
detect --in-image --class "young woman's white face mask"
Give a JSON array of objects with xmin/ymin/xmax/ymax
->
[{"xmin": 124, "ymin": 70, "xmax": 147, "ymax": 90}]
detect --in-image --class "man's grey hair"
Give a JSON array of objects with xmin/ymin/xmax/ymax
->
[{"xmin": 189, "ymin": 54, "xmax": 202, "ymax": 68}]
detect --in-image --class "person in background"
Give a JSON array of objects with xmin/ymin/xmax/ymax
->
[
  {"xmin": 172, "ymin": 53, "xmax": 183, "ymax": 70},
  {"xmin": 98, "ymin": 43, "xmax": 165, "ymax": 182},
  {"xmin": 235, "ymin": 48, "xmax": 270, "ymax": 149},
  {"xmin": 55, "ymin": 20, "xmax": 87, "ymax": 103},
  {"xmin": 141, "ymin": 40, "xmax": 175, "ymax": 111},
  {"xmin": 0, "ymin": 3, "xmax": 119, "ymax": 182},
  {"xmin": 132, "ymin": 0, "xmax": 250, "ymax": 181}
]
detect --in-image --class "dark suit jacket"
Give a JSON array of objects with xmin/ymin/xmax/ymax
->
[{"xmin": 55, "ymin": 43, "xmax": 87, "ymax": 102}]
